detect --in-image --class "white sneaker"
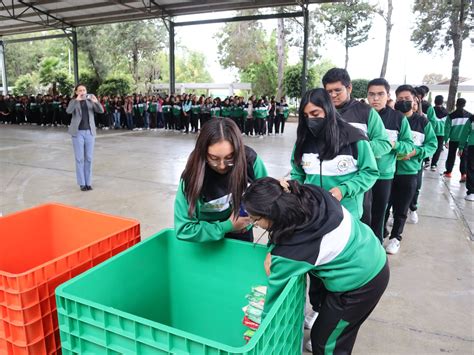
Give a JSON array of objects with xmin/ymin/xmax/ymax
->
[
  {"xmin": 305, "ymin": 339, "xmax": 313, "ymax": 352},
  {"xmin": 386, "ymin": 215, "xmax": 394, "ymax": 227},
  {"xmin": 465, "ymin": 194, "xmax": 474, "ymax": 202},
  {"xmin": 304, "ymin": 311, "xmax": 319, "ymax": 329},
  {"xmin": 407, "ymin": 210, "xmax": 418, "ymax": 224},
  {"xmin": 385, "ymin": 239, "xmax": 400, "ymax": 254}
]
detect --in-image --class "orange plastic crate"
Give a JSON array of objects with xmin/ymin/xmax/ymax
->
[{"xmin": 0, "ymin": 203, "xmax": 140, "ymax": 355}]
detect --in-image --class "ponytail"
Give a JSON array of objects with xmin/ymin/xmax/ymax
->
[{"xmin": 243, "ymin": 177, "xmax": 315, "ymax": 243}]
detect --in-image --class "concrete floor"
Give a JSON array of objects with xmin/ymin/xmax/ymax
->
[{"xmin": 0, "ymin": 124, "xmax": 473, "ymax": 354}]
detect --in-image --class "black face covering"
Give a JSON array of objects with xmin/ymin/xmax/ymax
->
[
  {"xmin": 394, "ymin": 100, "xmax": 413, "ymax": 113},
  {"xmin": 306, "ymin": 118, "xmax": 325, "ymax": 138}
]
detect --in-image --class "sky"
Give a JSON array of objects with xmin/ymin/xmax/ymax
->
[{"xmin": 174, "ymin": 0, "xmax": 473, "ymax": 87}]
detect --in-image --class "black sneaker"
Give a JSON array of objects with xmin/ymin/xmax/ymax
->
[
  {"xmin": 80, "ymin": 185, "xmax": 87, "ymax": 191},
  {"xmin": 86, "ymin": 185, "xmax": 93, "ymax": 191}
]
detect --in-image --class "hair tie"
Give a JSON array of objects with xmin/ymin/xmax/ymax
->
[{"xmin": 279, "ymin": 179, "xmax": 291, "ymax": 193}]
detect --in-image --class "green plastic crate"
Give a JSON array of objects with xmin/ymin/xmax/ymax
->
[{"xmin": 56, "ymin": 229, "xmax": 305, "ymax": 354}]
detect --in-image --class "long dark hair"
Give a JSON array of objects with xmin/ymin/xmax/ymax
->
[
  {"xmin": 294, "ymin": 88, "xmax": 350, "ymax": 164},
  {"xmin": 182, "ymin": 118, "xmax": 248, "ymax": 217},
  {"xmin": 243, "ymin": 177, "xmax": 315, "ymax": 244}
]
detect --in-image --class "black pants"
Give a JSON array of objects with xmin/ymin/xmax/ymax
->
[
  {"xmin": 445, "ymin": 141, "xmax": 467, "ymax": 174},
  {"xmin": 245, "ymin": 118, "xmax": 254, "ymax": 136},
  {"xmin": 274, "ymin": 114, "xmax": 282, "ymax": 134},
  {"xmin": 409, "ymin": 168, "xmax": 423, "ymax": 211},
  {"xmin": 360, "ymin": 189, "xmax": 372, "ymax": 226},
  {"xmin": 370, "ymin": 179, "xmax": 393, "ymax": 243},
  {"xmin": 430, "ymin": 136, "xmax": 445, "ymax": 167},
  {"xmin": 181, "ymin": 113, "xmax": 190, "ymax": 133},
  {"xmin": 191, "ymin": 113, "xmax": 199, "ymax": 132},
  {"xmin": 255, "ymin": 118, "xmax": 265, "ymax": 135},
  {"xmin": 149, "ymin": 112, "xmax": 157, "ymax": 129},
  {"xmin": 387, "ymin": 174, "xmax": 418, "ymax": 241},
  {"xmin": 311, "ymin": 261, "xmax": 389, "ymax": 355},
  {"xmin": 466, "ymin": 146, "xmax": 474, "ymax": 195},
  {"xmin": 267, "ymin": 114, "xmax": 274, "ymax": 134}
]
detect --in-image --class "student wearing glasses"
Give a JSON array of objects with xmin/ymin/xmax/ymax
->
[{"xmin": 174, "ymin": 118, "xmax": 268, "ymax": 242}]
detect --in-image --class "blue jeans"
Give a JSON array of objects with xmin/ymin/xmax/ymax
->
[
  {"xmin": 144, "ymin": 112, "xmax": 150, "ymax": 129},
  {"xmin": 72, "ymin": 130, "xmax": 95, "ymax": 186},
  {"xmin": 113, "ymin": 112, "xmax": 121, "ymax": 128},
  {"xmin": 126, "ymin": 112, "xmax": 133, "ymax": 130}
]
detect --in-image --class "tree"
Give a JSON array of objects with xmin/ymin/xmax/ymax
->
[
  {"xmin": 412, "ymin": 0, "xmax": 472, "ymax": 111},
  {"xmin": 422, "ymin": 73, "xmax": 448, "ymax": 85},
  {"xmin": 55, "ymin": 70, "xmax": 74, "ymax": 95},
  {"xmin": 216, "ymin": 12, "xmax": 267, "ymax": 72},
  {"xmin": 351, "ymin": 79, "xmax": 370, "ymax": 99},
  {"xmin": 38, "ymin": 57, "xmax": 61, "ymax": 95},
  {"xmin": 97, "ymin": 75, "xmax": 133, "ymax": 96},
  {"xmin": 79, "ymin": 71, "xmax": 101, "ymax": 94},
  {"xmin": 276, "ymin": 14, "xmax": 286, "ymax": 100},
  {"xmin": 13, "ymin": 73, "xmax": 39, "ymax": 96},
  {"xmin": 284, "ymin": 63, "xmax": 316, "ymax": 100},
  {"xmin": 175, "ymin": 50, "xmax": 212, "ymax": 84},
  {"xmin": 115, "ymin": 20, "xmax": 167, "ymax": 85},
  {"xmin": 320, "ymin": 0, "xmax": 375, "ymax": 69},
  {"xmin": 376, "ymin": 0, "xmax": 393, "ymax": 77}
]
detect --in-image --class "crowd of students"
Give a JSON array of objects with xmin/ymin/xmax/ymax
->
[{"xmin": 0, "ymin": 93, "xmax": 290, "ymax": 137}]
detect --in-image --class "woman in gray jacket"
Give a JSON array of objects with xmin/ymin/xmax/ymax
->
[{"xmin": 67, "ymin": 84, "xmax": 104, "ymax": 191}]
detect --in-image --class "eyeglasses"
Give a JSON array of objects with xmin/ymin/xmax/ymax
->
[
  {"xmin": 207, "ymin": 157, "xmax": 234, "ymax": 167},
  {"xmin": 326, "ymin": 87, "xmax": 345, "ymax": 97}
]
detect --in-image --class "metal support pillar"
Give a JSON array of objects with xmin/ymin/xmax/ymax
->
[
  {"xmin": 0, "ymin": 40, "xmax": 7, "ymax": 95},
  {"xmin": 72, "ymin": 28, "xmax": 79, "ymax": 85},
  {"xmin": 169, "ymin": 21, "xmax": 175, "ymax": 94},
  {"xmin": 301, "ymin": 1, "xmax": 309, "ymax": 97}
]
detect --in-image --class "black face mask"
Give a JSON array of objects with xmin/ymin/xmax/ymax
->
[
  {"xmin": 394, "ymin": 100, "xmax": 413, "ymax": 113},
  {"xmin": 306, "ymin": 118, "xmax": 325, "ymax": 138}
]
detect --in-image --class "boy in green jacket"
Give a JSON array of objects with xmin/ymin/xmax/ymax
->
[
  {"xmin": 458, "ymin": 110, "xmax": 474, "ymax": 201},
  {"xmin": 367, "ymin": 78, "xmax": 414, "ymax": 243},
  {"xmin": 385, "ymin": 85, "xmax": 437, "ymax": 255},
  {"xmin": 443, "ymin": 98, "xmax": 470, "ymax": 182}
]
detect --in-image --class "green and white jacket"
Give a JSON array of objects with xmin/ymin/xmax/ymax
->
[
  {"xmin": 291, "ymin": 128, "xmax": 379, "ymax": 218},
  {"xmin": 262, "ymin": 184, "xmax": 386, "ymax": 317},
  {"xmin": 174, "ymin": 146, "xmax": 267, "ymax": 243}
]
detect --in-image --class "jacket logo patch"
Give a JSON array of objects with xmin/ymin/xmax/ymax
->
[{"xmin": 337, "ymin": 157, "xmax": 353, "ymax": 172}]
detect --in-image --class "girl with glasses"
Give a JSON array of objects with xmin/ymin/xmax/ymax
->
[{"xmin": 174, "ymin": 118, "xmax": 268, "ymax": 242}]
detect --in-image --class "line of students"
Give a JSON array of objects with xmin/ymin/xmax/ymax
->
[
  {"xmin": 162, "ymin": 94, "xmax": 290, "ymax": 137},
  {"xmin": 172, "ymin": 67, "xmax": 473, "ymax": 354},
  {"xmin": 0, "ymin": 93, "xmax": 291, "ymax": 137}
]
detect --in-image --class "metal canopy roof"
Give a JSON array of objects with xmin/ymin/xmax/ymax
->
[{"xmin": 0, "ymin": 0, "xmax": 334, "ymax": 36}]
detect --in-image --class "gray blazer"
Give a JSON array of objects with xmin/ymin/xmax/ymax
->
[{"xmin": 66, "ymin": 99, "xmax": 104, "ymax": 136}]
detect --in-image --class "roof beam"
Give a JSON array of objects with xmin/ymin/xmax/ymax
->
[{"xmin": 174, "ymin": 11, "xmax": 304, "ymax": 27}]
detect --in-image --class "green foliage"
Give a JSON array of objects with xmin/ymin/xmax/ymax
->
[
  {"xmin": 176, "ymin": 51, "xmax": 212, "ymax": 83},
  {"xmin": 216, "ymin": 12, "xmax": 267, "ymax": 71},
  {"xmin": 97, "ymin": 75, "xmax": 133, "ymax": 96},
  {"xmin": 55, "ymin": 70, "xmax": 74, "ymax": 95},
  {"xmin": 240, "ymin": 32, "xmax": 278, "ymax": 97},
  {"xmin": 38, "ymin": 57, "xmax": 72, "ymax": 94},
  {"xmin": 351, "ymin": 79, "xmax": 370, "ymax": 99},
  {"xmin": 411, "ymin": 0, "xmax": 471, "ymax": 52},
  {"xmin": 79, "ymin": 71, "xmax": 101, "ymax": 94},
  {"xmin": 320, "ymin": 0, "xmax": 375, "ymax": 67},
  {"xmin": 283, "ymin": 59, "xmax": 335, "ymax": 99},
  {"xmin": 13, "ymin": 73, "xmax": 39, "ymax": 96},
  {"xmin": 38, "ymin": 57, "xmax": 60, "ymax": 86}
]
